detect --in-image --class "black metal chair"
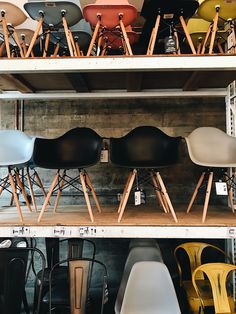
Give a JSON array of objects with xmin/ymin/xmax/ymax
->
[
  {"xmin": 32, "ymin": 127, "xmax": 103, "ymax": 223},
  {"xmin": 140, "ymin": 0, "xmax": 199, "ymax": 55},
  {"xmin": 0, "ymin": 246, "xmax": 45, "ymax": 314},
  {"xmin": 110, "ymin": 126, "xmax": 181, "ymax": 222}
]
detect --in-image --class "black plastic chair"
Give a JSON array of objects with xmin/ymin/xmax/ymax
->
[
  {"xmin": 0, "ymin": 246, "xmax": 45, "ymax": 314},
  {"xmin": 32, "ymin": 127, "xmax": 103, "ymax": 223},
  {"xmin": 140, "ymin": 0, "xmax": 199, "ymax": 55},
  {"xmin": 36, "ymin": 238, "xmax": 96, "ymax": 314},
  {"xmin": 110, "ymin": 126, "xmax": 181, "ymax": 222}
]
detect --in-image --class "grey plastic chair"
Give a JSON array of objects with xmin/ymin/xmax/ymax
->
[
  {"xmin": 115, "ymin": 244, "xmax": 163, "ymax": 314},
  {"xmin": 24, "ymin": 0, "xmax": 83, "ymax": 57},
  {"xmin": 120, "ymin": 261, "xmax": 181, "ymax": 314},
  {"xmin": 185, "ymin": 127, "xmax": 236, "ymax": 222}
]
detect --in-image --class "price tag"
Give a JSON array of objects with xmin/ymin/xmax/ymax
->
[
  {"xmin": 227, "ymin": 32, "xmax": 235, "ymax": 50},
  {"xmin": 215, "ymin": 182, "xmax": 228, "ymax": 195},
  {"xmin": 163, "ymin": 13, "xmax": 174, "ymax": 19},
  {"xmin": 100, "ymin": 149, "xmax": 109, "ymax": 163},
  {"xmin": 12, "ymin": 227, "xmax": 30, "ymax": 237},
  {"xmin": 134, "ymin": 190, "xmax": 141, "ymax": 206}
]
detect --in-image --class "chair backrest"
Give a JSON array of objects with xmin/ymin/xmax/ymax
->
[
  {"xmin": 120, "ymin": 261, "xmax": 181, "ymax": 314},
  {"xmin": 185, "ymin": 127, "xmax": 236, "ymax": 167},
  {"xmin": 192, "ymin": 262, "xmax": 236, "ymax": 313},
  {"xmin": 115, "ymin": 245, "xmax": 163, "ymax": 314},
  {"xmin": 32, "ymin": 127, "xmax": 102, "ymax": 169},
  {"xmin": 174, "ymin": 242, "xmax": 226, "ymax": 284},
  {"xmin": 0, "ymin": 130, "xmax": 35, "ymax": 167},
  {"xmin": 110, "ymin": 126, "xmax": 181, "ymax": 168},
  {"xmin": 0, "ymin": 0, "xmax": 27, "ymax": 26}
]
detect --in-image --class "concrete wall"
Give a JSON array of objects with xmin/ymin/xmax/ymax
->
[{"xmin": 0, "ymin": 97, "xmax": 226, "ymax": 205}]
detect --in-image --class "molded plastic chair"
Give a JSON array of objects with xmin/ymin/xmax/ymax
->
[
  {"xmin": 185, "ymin": 127, "xmax": 236, "ymax": 222},
  {"xmin": 0, "ymin": 0, "xmax": 27, "ymax": 58},
  {"xmin": 197, "ymin": 0, "xmax": 236, "ymax": 54},
  {"xmin": 120, "ymin": 261, "xmax": 181, "ymax": 314},
  {"xmin": 24, "ymin": 0, "xmax": 83, "ymax": 57},
  {"xmin": 110, "ymin": 126, "xmax": 181, "ymax": 223},
  {"xmin": 174, "ymin": 241, "xmax": 228, "ymax": 313},
  {"xmin": 32, "ymin": 127, "xmax": 102, "ymax": 223},
  {"xmin": 192, "ymin": 263, "xmax": 236, "ymax": 314},
  {"xmin": 83, "ymin": 0, "xmax": 137, "ymax": 56},
  {"xmin": 140, "ymin": 0, "xmax": 199, "ymax": 55},
  {"xmin": 115, "ymin": 241, "xmax": 163, "ymax": 314}
]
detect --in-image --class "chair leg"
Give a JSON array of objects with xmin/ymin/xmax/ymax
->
[
  {"xmin": 43, "ymin": 30, "xmax": 50, "ymax": 58},
  {"xmin": 1, "ymin": 13, "xmax": 11, "ymax": 58},
  {"xmin": 25, "ymin": 15, "xmax": 44, "ymax": 58},
  {"xmin": 38, "ymin": 172, "xmax": 59, "ymax": 223},
  {"xmin": 0, "ymin": 41, "xmax": 6, "ymax": 57},
  {"xmin": 62, "ymin": 15, "xmax": 75, "ymax": 57},
  {"xmin": 209, "ymin": 8, "xmax": 219, "ymax": 54},
  {"xmin": 26, "ymin": 168, "xmax": 37, "ymax": 212},
  {"xmin": 15, "ymin": 170, "xmax": 32, "ymax": 212},
  {"xmin": 53, "ymin": 170, "xmax": 66, "ymax": 213},
  {"xmin": 202, "ymin": 171, "xmax": 214, "ymax": 223},
  {"xmin": 201, "ymin": 23, "xmax": 212, "ymax": 54},
  {"xmin": 224, "ymin": 173, "xmax": 235, "ymax": 213},
  {"xmin": 80, "ymin": 170, "xmax": 94, "ymax": 222},
  {"xmin": 173, "ymin": 29, "xmax": 181, "ymax": 55},
  {"xmin": 87, "ymin": 19, "xmax": 101, "ymax": 56},
  {"xmin": 8, "ymin": 169, "xmax": 23, "ymax": 223},
  {"xmin": 187, "ymin": 172, "xmax": 206, "ymax": 213},
  {"xmin": 69, "ymin": 30, "xmax": 78, "ymax": 57},
  {"xmin": 84, "ymin": 171, "xmax": 101, "ymax": 213},
  {"xmin": 118, "ymin": 171, "xmax": 133, "ymax": 214},
  {"xmin": 12, "ymin": 29, "xmax": 24, "ymax": 57},
  {"xmin": 197, "ymin": 41, "xmax": 202, "ymax": 54},
  {"xmin": 155, "ymin": 172, "xmax": 178, "ymax": 223},
  {"xmin": 151, "ymin": 171, "xmax": 169, "ymax": 213},
  {"xmin": 118, "ymin": 169, "xmax": 137, "ymax": 223},
  {"xmin": 119, "ymin": 16, "xmax": 133, "ymax": 55},
  {"xmin": 53, "ymin": 42, "xmax": 60, "ymax": 57},
  {"xmin": 0, "ymin": 174, "xmax": 9, "ymax": 196},
  {"xmin": 147, "ymin": 14, "xmax": 161, "ymax": 55},
  {"xmin": 179, "ymin": 15, "xmax": 196, "ymax": 54},
  {"xmin": 34, "ymin": 170, "xmax": 48, "ymax": 201}
]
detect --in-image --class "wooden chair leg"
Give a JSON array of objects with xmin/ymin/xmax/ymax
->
[
  {"xmin": 197, "ymin": 41, "xmax": 202, "ymax": 54},
  {"xmin": 187, "ymin": 172, "xmax": 206, "ymax": 213},
  {"xmin": 201, "ymin": 23, "xmax": 212, "ymax": 54},
  {"xmin": 151, "ymin": 171, "xmax": 169, "ymax": 213},
  {"xmin": 53, "ymin": 42, "xmax": 60, "ymax": 57},
  {"xmin": 8, "ymin": 169, "xmax": 23, "ymax": 223},
  {"xmin": 25, "ymin": 15, "xmax": 44, "ymax": 58},
  {"xmin": 34, "ymin": 170, "xmax": 48, "ymax": 200},
  {"xmin": 80, "ymin": 170, "xmax": 94, "ymax": 223},
  {"xmin": 119, "ymin": 16, "xmax": 133, "ymax": 56},
  {"xmin": 0, "ymin": 41, "xmax": 6, "ymax": 57},
  {"xmin": 62, "ymin": 16, "xmax": 75, "ymax": 57},
  {"xmin": 43, "ymin": 31, "xmax": 50, "ymax": 58},
  {"xmin": 84, "ymin": 171, "xmax": 101, "ymax": 213},
  {"xmin": 53, "ymin": 170, "xmax": 66, "ymax": 213},
  {"xmin": 202, "ymin": 172, "xmax": 213, "ymax": 223},
  {"xmin": 15, "ymin": 170, "xmax": 32, "ymax": 212},
  {"xmin": 69, "ymin": 30, "xmax": 78, "ymax": 57},
  {"xmin": 1, "ymin": 14, "xmax": 11, "ymax": 58},
  {"xmin": 217, "ymin": 40, "xmax": 224, "ymax": 53},
  {"xmin": 87, "ymin": 19, "xmax": 101, "ymax": 56},
  {"xmin": 174, "ymin": 30, "xmax": 181, "ymax": 55},
  {"xmin": 12, "ymin": 29, "xmax": 24, "ymax": 57},
  {"xmin": 155, "ymin": 172, "xmax": 178, "ymax": 223},
  {"xmin": 118, "ymin": 169, "xmax": 136, "ymax": 223},
  {"xmin": 75, "ymin": 39, "xmax": 81, "ymax": 56},
  {"xmin": 38, "ymin": 172, "xmax": 59, "ymax": 223},
  {"xmin": 147, "ymin": 14, "xmax": 161, "ymax": 55},
  {"xmin": 209, "ymin": 9, "xmax": 219, "ymax": 54},
  {"xmin": 26, "ymin": 168, "xmax": 37, "ymax": 212},
  {"xmin": 118, "ymin": 171, "xmax": 133, "ymax": 214},
  {"xmin": 0, "ymin": 174, "xmax": 9, "ymax": 196},
  {"xmin": 179, "ymin": 15, "xmax": 196, "ymax": 54}
]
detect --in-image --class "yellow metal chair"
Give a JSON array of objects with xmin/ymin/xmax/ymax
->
[
  {"xmin": 192, "ymin": 262, "xmax": 236, "ymax": 313},
  {"xmin": 174, "ymin": 242, "xmax": 227, "ymax": 314}
]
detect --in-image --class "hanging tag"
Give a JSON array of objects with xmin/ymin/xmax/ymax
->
[
  {"xmin": 134, "ymin": 190, "xmax": 141, "ymax": 206},
  {"xmin": 100, "ymin": 148, "xmax": 109, "ymax": 163},
  {"xmin": 163, "ymin": 13, "xmax": 174, "ymax": 19},
  {"xmin": 140, "ymin": 189, "xmax": 146, "ymax": 204},
  {"xmin": 215, "ymin": 182, "xmax": 228, "ymax": 195},
  {"xmin": 227, "ymin": 32, "xmax": 234, "ymax": 50}
]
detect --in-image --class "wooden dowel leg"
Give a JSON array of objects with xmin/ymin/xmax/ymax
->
[
  {"xmin": 68, "ymin": 30, "xmax": 78, "ymax": 57},
  {"xmin": 217, "ymin": 40, "xmax": 224, "ymax": 53},
  {"xmin": 174, "ymin": 30, "xmax": 181, "ymax": 55},
  {"xmin": 26, "ymin": 168, "xmax": 37, "ymax": 212},
  {"xmin": 197, "ymin": 41, "xmax": 202, "ymax": 54},
  {"xmin": 53, "ymin": 42, "xmax": 60, "ymax": 57},
  {"xmin": 155, "ymin": 172, "xmax": 178, "ymax": 223},
  {"xmin": 34, "ymin": 170, "xmax": 48, "ymax": 201},
  {"xmin": 118, "ymin": 171, "xmax": 133, "ymax": 213},
  {"xmin": 53, "ymin": 171, "xmax": 65, "ymax": 213},
  {"xmin": 84, "ymin": 171, "xmax": 101, "ymax": 213},
  {"xmin": 22, "ymin": 40, "xmax": 27, "ymax": 56},
  {"xmin": 187, "ymin": 172, "xmax": 205, "ymax": 213},
  {"xmin": 12, "ymin": 29, "xmax": 24, "ymax": 57},
  {"xmin": 80, "ymin": 171, "xmax": 94, "ymax": 223},
  {"xmin": 43, "ymin": 31, "xmax": 50, "ymax": 58},
  {"xmin": 201, "ymin": 23, "xmax": 212, "ymax": 54},
  {"xmin": 75, "ymin": 40, "xmax": 81, "ymax": 56},
  {"xmin": 1, "ymin": 14, "xmax": 10, "ymax": 58},
  {"xmin": 147, "ymin": 14, "xmax": 161, "ymax": 55},
  {"xmin": 118, "ymin": 169, "xmax": 136, "ymax": 223},
  {"xmin": 202, "ymin": 172, "xmax": 213, "ymax": 223},
  {"xmin": 8, "ymin": 169, "xmax": 23, "ymax": 222},
  {"xmin": 151, "ymin": 171, "xmax": 168, "ymax": 213},
  {"xmin": 87, "ymin": 19, "xmax": 101, "ymax": 56},
  {"xmin": 62, "ymin": 16, "xmax": 74, "ymax": 57},
  {"xmin": 179, "ymin": 15, "xmax": 196, "ymax": 54},
  {"xmin": 228, "ymin": 186, "xmax": 235, "ymax": 213},
  {"xmin": 38, "ymin": 172, "xmax": 59, "ymax": 223},
  {"xmin": 15, "ymin": 170, "xmax": 32, "ymax": 212},
  {"xmin": 25, "ymin": 16, "xmax": 44, "ymax": 58},
  {"xmin": 209, "ymin": 9, "xmax": 219, "ymax": 54},
  {"xmin": 0, "ymin": 42, "xmax": 6, "ymax": 57},
  {"xmin": 119, "ymin": 17, "xmax": 133, "ymax": 56}
]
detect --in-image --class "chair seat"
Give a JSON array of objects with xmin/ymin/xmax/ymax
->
[
  {"xmin": 198, "ymin": 0, "xmax": 236, "ymax": 22},
  {"xmin": 0, "ymin": 2, "xmax": 27, "ymax": 26},
  {"xmin": 24, "ymin": 1, "xmax": 83, "ymax": 27},
  {"xmin": 83, "ymin": 4, "xmax": 137, "ymax": 28}
]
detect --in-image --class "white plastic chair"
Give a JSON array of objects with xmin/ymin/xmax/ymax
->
[
  {"xmin": 120, "ymin": 261, "xmax": 181, "ymax": 314},
  {"xmin": 24, "ymin": 0, "xmax": 83, "ymax": 57},
  {"xmin": 185, "ymin": 127, "xmax": 236, "ymax": 222},
  {"xmin": 115, "ymin": 244, "xmax": 164, "ymax": 314}
]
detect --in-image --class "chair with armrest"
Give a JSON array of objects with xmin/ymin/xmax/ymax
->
[
  {"xmin": 110, "ymin": 126, "xmax": 181, "ymax": 223},
  {"xmin": 192, "ymin": 262, "xmax": 236, "ymax": 313},
  {"xmin": 185, "ymin": 127, "xmax": 236, "ymax": 222}
]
